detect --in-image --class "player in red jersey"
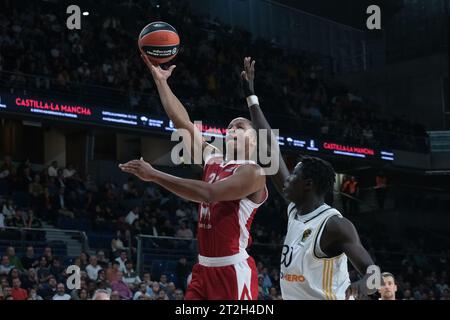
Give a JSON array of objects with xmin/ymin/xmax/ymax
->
[{"xmin": 119, "ymin": 55, "xmax": 267, "ymax": 300}]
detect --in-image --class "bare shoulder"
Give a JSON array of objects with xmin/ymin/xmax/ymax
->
[
  {"xmin": 235, "ymin": 163, "xmax": 266, "ymax": 181},
  {"xmin": 324, "ymin": 215, "xmax": 358, "ymax": 242}
]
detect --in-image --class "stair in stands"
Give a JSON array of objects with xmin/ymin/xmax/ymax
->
[{"xmin": 44, "ymin": 228, "xmax": 84, "ymax": 257}]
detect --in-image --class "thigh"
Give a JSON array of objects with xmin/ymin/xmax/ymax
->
[
  {"xmin": 204, "ymin": 257, "xmax": 258, "ymax": 300},
  {"xmin": 234, "ymin": 257, "xmax": 259, "ymax": 300},
  {"xmin": 185, "ymin": 264, "xmax": 206, "ymax": 300}
]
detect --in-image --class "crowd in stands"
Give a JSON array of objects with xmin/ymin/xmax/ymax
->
[
  {"xmin": 0, "ymin": 244, "xmax": 188, "ymax": 300},
  {"xmin": 0, "ymin": 0, "xmax": 443, "ymax": 300},
  {"xmin": 0, "ymin": 0, "xmax": 429, "ymax": 152},
  {"xmin": 1, "ymin": 154, "xmax": 450, "ymax": 300}
]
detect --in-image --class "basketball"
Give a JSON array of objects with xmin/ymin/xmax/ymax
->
[{"xmin": 138, "ymin": 21, "xmax": 180, "ymax": 64}]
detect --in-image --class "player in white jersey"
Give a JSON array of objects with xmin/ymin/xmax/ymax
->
[
  {"xmin": 280, "ymin": 158, "xmax": 355, "ymax": 299},
  {"xmin": 241, "ymin": 57, "xmax": 381, "ymax": 300}
]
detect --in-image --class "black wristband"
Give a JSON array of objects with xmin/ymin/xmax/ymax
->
[{"xmin": 242, "ymin": 79, "xmax": 254, "ymax": 97}]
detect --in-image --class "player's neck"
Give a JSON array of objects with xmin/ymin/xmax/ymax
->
[
  {"xmin": 295, "ymin": 198, "xmax": 325, "ymax": 216},
  {"xmin": 224, "ymin": 153, "xmax": 251, "ymax": 163}
]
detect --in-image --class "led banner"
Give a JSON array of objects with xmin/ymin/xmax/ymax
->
[{"xmin": 0, "ymin": 92, "xmax": 394, "ymax": 162}]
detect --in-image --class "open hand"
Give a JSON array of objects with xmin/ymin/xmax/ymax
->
[
  {"xmin": 119, "ymin": 157, "xmax": 156, "ymax": 182},
  {"xmin": 346, "ymin": 278, "xmax": 371, "ymax": 300},
  {"xmin": 141, "ymin": 54, "xmax": 176, "ymax": 82},
  {"xmin": 241, "ymin": 56, "xmax": 255, "ymax": 96}
]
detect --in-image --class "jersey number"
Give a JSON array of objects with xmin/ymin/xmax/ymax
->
[
  {"xmin": 281, "ymin": 245, "xmax": 294, "ymax": 268},
  {"xmin": 200, "ymin": 173, "xmax": 219, "ymax": 222},
  {"xmin": 207, "ymin": 173, "xmax": 219, "ymax": 184}
]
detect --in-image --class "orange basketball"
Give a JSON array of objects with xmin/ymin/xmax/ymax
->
[{"xmin": 138, "ymin": 21, "xmax": 180, "ymax": 64}]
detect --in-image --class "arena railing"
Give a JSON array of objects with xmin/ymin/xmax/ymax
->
[
  {"xmin": 136, "ymin": 234, "xmax": 198, "ymax": 276},
  {"xmin": 0, "ymin": 226, "xmax": 89, "ymax": 257}
]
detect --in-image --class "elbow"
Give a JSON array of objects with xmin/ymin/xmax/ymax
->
[{"xmin": 200, "ymin": 185, "xmax": 216, "ymax": 204}]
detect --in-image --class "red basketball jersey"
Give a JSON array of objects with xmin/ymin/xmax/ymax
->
[{"xmin": 197, "ymin": 155, "xmax": 268, "ymax": 257}]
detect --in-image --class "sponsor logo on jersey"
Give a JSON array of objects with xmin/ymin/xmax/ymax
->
[
  {"xmin": 199, "ymin": 203, "xmax": 212, "ymax": 229},
  {"xmin": 301, "ymin": 229, "xmax": 312, "ymax": 242},
  {"xmin": 280, "ymin": 272, "xmax": 306, "ymax": 283}
]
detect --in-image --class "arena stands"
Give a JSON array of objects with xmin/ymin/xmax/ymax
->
[
  {"xmin": 0, "ymin": 0, "xmax": 444, "ymax": 302},
  {"xmin": 0, "ymin": 0, "xmax": 429, "ymax": 153},
  {"xmin": 1, "ymin": 154, "xmax": 450, "ymax": 300}
]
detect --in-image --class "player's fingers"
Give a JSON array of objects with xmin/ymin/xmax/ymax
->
[
  {"xmin": 119, "ymin": 161, "xmax": 133, "ymax": 167},
  {"xmin": 251, "ymin": 60, "xmax": 256, "ymax": 71},
  {"xmin": 142, "ymin": 54, "xmax": 152, "ymax": 67},
  {"xmin": 244, "ymin": 57, "xmax": 250, "ymax": 69},
  {"xmin": 168, "ymin": 65, "xmax": 176, "ymax": 73},
  {"xmin": 141, "ymin": 54, "xmax": 151, "ymax": 69},
  {"xmin": 345, "ymin": 287, "xmax": 351, "ymax": 300},
  {"xmin": 120, "ymin": 167, "xmax": 136, "ymax": 174},
  {"xmin": 125, "ymin": 169, "xmax": 139, "ymax": 176},
  {"xmin": 119, "ymin": 164, "xmax": 133, "ymax": 170},
  {"xmin": 120, "ymin": 163, "xmax": 140, "ymax": 170},
  {"xmin": 144, "ymin": 55, "xmax": 160, "ymax": 69},
  {"xmin": 145, "ymin": 54, "xmax": 158, "ymax": 67},
  {"xmin": 148, "ymin": 63, "xmax": 158, "ymax": 73},
  {"xmin": 126, "ymin": 162, "xmax": 142, "ymax": 169},
  {"xmin": 241, "ymin": 71, "xmax": 247, "ymax": 80}
]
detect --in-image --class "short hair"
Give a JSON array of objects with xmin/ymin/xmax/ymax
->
[
  {"xmin": 382, "ymin": 272, "xmax": 395, "ymax": 281},
  {"xmin": 298, "ymin": 156, "xmax": 336, "ymax": 196},
  {"xmin": 229, "ymin": 117, "xmax": 254, "ymax": 129},
  {"xmin": 92, "ymin": 289, "xmax": 110, "ymax": 300}
]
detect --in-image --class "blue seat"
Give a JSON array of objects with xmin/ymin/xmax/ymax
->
[
  {"xmin": 11, "ymin": 191, "xmax": 29, "ymax": 206},
  {"xmin": 150, "ymin": 260, "xmax": 168, "ymax": 278},
  {"xmin": 167, "ymin": 273, "xmax": 178, "ymax": 286},
  {"xmin": 166, "ymin": 260, "xmax": 178, "ymax": 271},
  {"xmin": 64, "ymin": 257, "xmax": 75, "ymax": 266},
  {"xmin": 0, "ymin": 180, "xmax": 9, "ymax": 195}
]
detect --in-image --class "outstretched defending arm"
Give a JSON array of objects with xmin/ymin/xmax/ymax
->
[
  {"xmin": 321, "ymin": 216, "xmax": 381, "ymax": 299},
  {"xmin": 241, "ymin": 57, "xmax": 290, "ymax": 200},
  {"xmin": 142, "ymin": 55, "xmax": 218, "ymax": 165}
]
